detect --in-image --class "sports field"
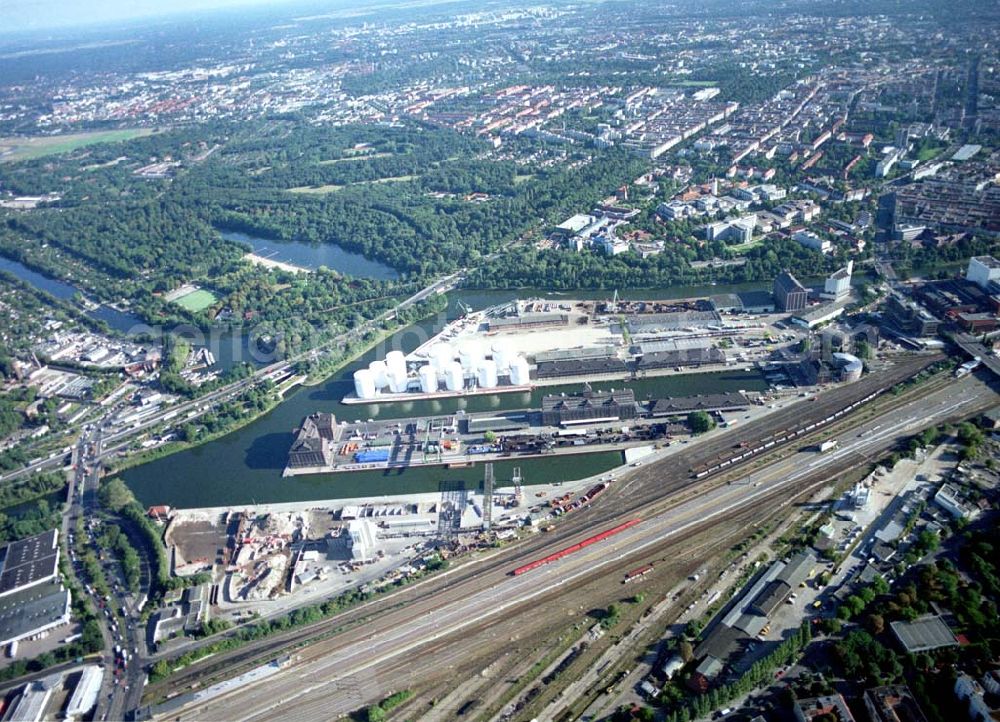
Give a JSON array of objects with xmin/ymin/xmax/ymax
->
[{"xmin": 173, "ymin": 288, "xmax": 217, "ymax": 312}]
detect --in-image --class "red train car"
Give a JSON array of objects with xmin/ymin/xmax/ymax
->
[
  {"xmin": 511, "ymin": 519, "xmax": 641, "ymax": 576},
  {"xmin": 623, "ymin": 564, "xmax": 653, "ymax": 583}
]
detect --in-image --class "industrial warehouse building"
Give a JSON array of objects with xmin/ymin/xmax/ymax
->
[
  {"xmin": 635, "ymin": 347, "xmax": 727, "ymax": 371},
  {"xmin": 541, "ymin": 389, "xmax": 638, "ymax": 426},
  {"xmin": 623, "ymin": 310, "xmax": 721, "ymax": 334},
  {"xmin": 463, "ymin": 414, "xmax": 530, "ymax": 434},
  {"xmin": 534, "ymin": 356, "xmax": 628, "ymax": 380},
  {"xmin": 487, "ymin": 311, "xmax": 570, "ymax": 332},
  {"xmin": 0, "ymin": 530, "xmax": 72, "ymax": 647},
  {"xmin": 648, "ymin": 392, "xmax": 751, "ymax": 417},
  {"xmin": 689, "ymin": 551, "xmax": 817, "ymax": 690}
]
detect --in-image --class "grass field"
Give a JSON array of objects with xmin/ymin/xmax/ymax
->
[
  {"xmin": 288, "ymin": 184, "xmax": 344, "ymax": 194},
  {"xmin": 318, "ymin": 152, "xmax": 393, "ymax": 165},
  {"xmin": 288, "ymin": 175, "xmax": 418, "ymax": 194},
  {"xmin": 0, "ymin": 129, "xmax": 157, "ymax": 162},
  {"xmin": 173, "ymin": 289, "xmax": 217, "ymax": 312},
  {"xmin": 669, "ymin": 80, "xmax": 719, "ymax": 87}
]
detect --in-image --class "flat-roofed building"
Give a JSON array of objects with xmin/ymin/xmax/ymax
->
[
  {"xmin": 0, "ymin": 529, "xmax": 59, "ymax": 598},
  {"xmin": 794, "ymin": 694, "xmax": 856, "ymax": 722},
  {"xmin": 66, "ymin": 666, "xmax": 104, "ymax": 721},
  {"xmin": 863, "ymin": 685, "xmax": 929, "ymax": 722},
  {"xmin": 8, "ymin": 673, "xmax": 62, "ymax": 722},
  {"xmin": 347, "ymin": 520, "xmax": 379, "ymax": 562},
  {"xmin": 464, "ymin": 414, "xmax": 530, "ymax": 434},
  {"xmin": 966, "ymin": 255, "xmax": 1000, "ymax": 289},
  {"xmin": 0, "ymin": 579, "xmax": 72, "ymax": 646}
]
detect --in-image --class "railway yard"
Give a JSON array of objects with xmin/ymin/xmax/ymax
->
[{"xmin": 144, "ymin": 354, "xmax": 1000, "ymax": 721}]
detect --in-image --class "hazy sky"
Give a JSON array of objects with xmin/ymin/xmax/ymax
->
[{"xmin": 1, "ymin": 0, "xmax": 297, "ymax": 33}]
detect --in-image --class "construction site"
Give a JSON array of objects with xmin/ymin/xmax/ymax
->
[{"xmin": 161, "ymin": 463, "xmax": 594, "ymax": 627}]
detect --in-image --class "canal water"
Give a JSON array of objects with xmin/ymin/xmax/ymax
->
[
  {"xmin": 0, "ymin": 255, "xmax": 145, "ymax": 334},
  {"xmin": 120, "ymin": 289, "xmax": 769, "ymax": 509},
  {"xmin": 220, "ymin": 230, "xmax": 400, "ymax": 280}
]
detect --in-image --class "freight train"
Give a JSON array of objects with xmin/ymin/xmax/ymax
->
[
  {"xmin": 511, "ymin": 518, "xmax": 641, "ymax": 575},
  {"xmin": 688, "ymin": 388, "xmax": 883, "ymax": 479}
]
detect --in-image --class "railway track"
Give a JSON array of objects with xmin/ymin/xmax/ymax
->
[
  {"xmin": 159, "ymin": 369, "xmax": 995, "ymax": 722},
  {"xmin": 144, "ymin": 354, "xmax": 947, "ymax": 705}
]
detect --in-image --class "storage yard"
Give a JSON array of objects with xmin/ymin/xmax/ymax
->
[
  {"xmin": 344, "ymin": 298, "xmax": 809, "ymax": 404},
  {"xmin": 285, "ymin": 390, "xmax": 756, "ymax": 476}
]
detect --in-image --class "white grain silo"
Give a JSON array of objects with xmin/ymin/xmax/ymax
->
[
  {"xmin": 418, "ymin": 364, "xmax": 438, "ymax": 393},
  {"xmin": 458, "ymin": 343, "xmax": 484, "ymax": 372},
  {"xmin": 444, "ymin": 361, "xmax": 465, "ymax": 391},
  {"xmin": 368, "ymin": 360, "xmax": 388, "ymax": 389},
  {"xmin": 430, "ymin": 343, "xmax": 454, "ymax": 371},
  {"xmin": 477, "ymin": 359, "xmax": 499, "ymax": 389},
  {"xmin": 386, "ymin": 366, "xmax": 409, "ymax": 393},
  {"xmin": 353, "ymin": 369, "xmax": 377, "ymax": 400},
  {"xmin": 385, "ymin": 350, "xmax": 407, "ymax": 379},
  {"xmin": 491, "ymin": 341, "xmax": 513, "ymax": 373},
  {"xmin": 509, "ymin": 355, "xmax": 530, "ymax": 386}
]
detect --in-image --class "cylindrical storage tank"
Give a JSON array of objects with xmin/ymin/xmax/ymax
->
[
  {"xmin": 477, "ymin": 360, "xmax": 499, "ymax": 389},
  {"xmin": 418, "ymin": 364, "xmax": 438, "ymax": 393},
  {"xmin": 368, "ymin": 360, "xmax": 388, "ymax": 389},
  {"xmin": 444, "ymin": 361, "xmax": 464, "ymax": 392},
  {"xmin": 386, "ymin": 367, "xmax": 409, "ymax": 393},
  {"xmin": 385, "ymin": 350, "xmax": 407, "ymax": 378},
  {"xmin": 509, "ymin": 355, "xmax": 530, "ymax": 386},
  {"xmin": 458, "ymin": 343, "xmax": 483, "ymax": 372},
  {"xmin": 353, "ymin": 369, "xmax": 377, "ymax": 400},
  {"xmin": 430, "ymin": 343, "xmax": 454, "ymax": 371},
  {"xmin": 491, "ymin": 341, "xmax": 513, "ymax": 373}
]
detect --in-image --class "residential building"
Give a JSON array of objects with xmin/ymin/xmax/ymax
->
[
  {"xmin": 794, "ymin": 694, "xmax": 856, "ymax": 722},
  {"xmin": 954, "ymin": 674, "xmax": 997, "ymax": 722},
  {"xmin": 793, "ymin": 229, "xmax": 833, "ymax": 254},
  {"xmin": 863, "ymin": 685, "xmax": 929, "ymax": 722}
]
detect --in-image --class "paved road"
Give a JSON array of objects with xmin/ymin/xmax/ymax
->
[
  {"xmin": 952, "ymin": 332, "xmax": 1000, "ymax": 380},
  {"xmin": 159, "ymin": 375, "xmax": 995, "ymax": 721}
]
